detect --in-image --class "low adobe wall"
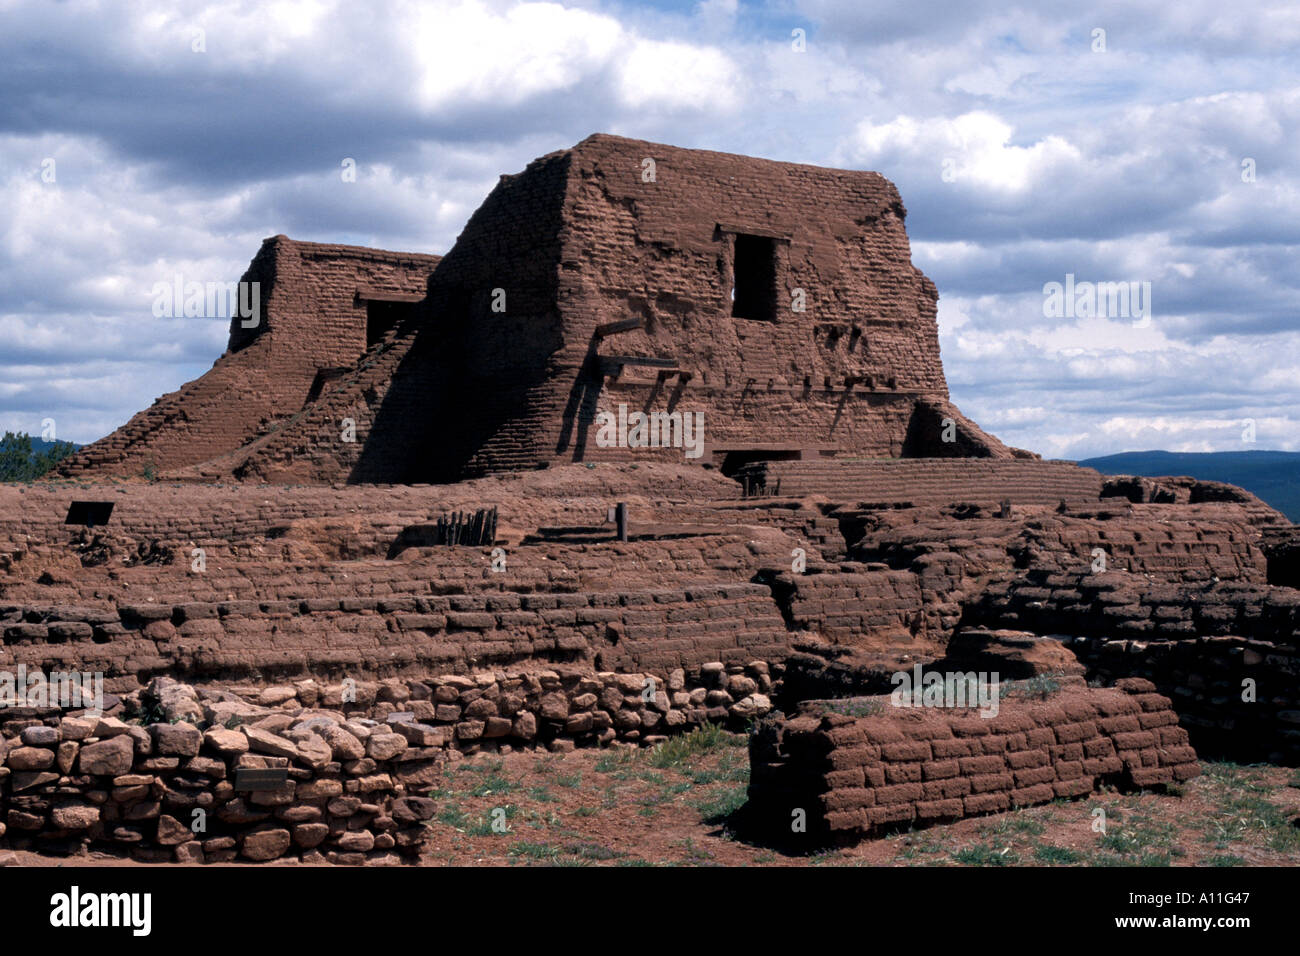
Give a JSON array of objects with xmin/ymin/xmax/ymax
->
[
  {"xmin": 2, "ymin": 583, "xmax": 792, "ymax": 690},
  {"xmin": 971, "ymin": 569, "xmax": 1300, "ymax": 643},
  {"xmin": 1066, "ymin": 634, "xmax": 1300, "ymax": 765},
  {"xmin": 735, "ymin": 459, "xmax": 1102, "ymax": 506},
  {"xmin": 758, "ymin": 565, "xmax": 931, "ymax": 646},
  {"xmin": 747, "ymin": 677, "xmax": 1198, "ymax": 844}
]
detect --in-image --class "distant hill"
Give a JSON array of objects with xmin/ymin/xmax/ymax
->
[
  {"xmin": 31, "ymin": 437, "xmax": 80, "ymax": 455},
  {"xmin": 1078, "ymin": 450, "xmax": 1300, "ymax": 522},
  {"xmin": 0, "ymin": 432, "xmax": 82, "ymax": 482}
]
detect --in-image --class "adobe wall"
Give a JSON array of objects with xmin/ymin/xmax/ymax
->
[
  {"xmin": 1263, "ymin": 526, "xmax": 1300, "ymax": 588},
  {"xmin": 970, "ymin": 570, "xmax": 1300, "ymax": 763},
  {"xmin": 558, "ymin": 136, "xmax": 946, "ymax": 384},
  {"xmin": 2, "ymin": 580, "xmax": 793, "ymax": 690},
  {"xmin": 971, "ymin": 569, "xmax": 1300, "ymax": 643},
  {"xmin": 224, "ymin": 237, "xmax": 440, "ymax": 361},
  {"xmin": 59, "ymin": 238, "xmax": 439, "ymax": 480},
  {"xmin": 0, "ymin": 465, "xmax": 742, "ymax": 569},
  {"xmin": 1067, "ymin": 634, "xmax": 1300, "ymax": 764},
  {"xmin": 738, "ymin": 459, "xmax": 1103, "ymax": 505},
  {"xmin": 747, "ymin": 677, "xmax": 1199, "ymax": 844},
  {"xmin": 545, "ymin": 134, "xmax": 964, "ymax": 469},
  {"xmin": 848, "ymin": 503, "xmax": 1274, "ymax": 586},
  {"xmin": 759, "ymin": 566, "xmax": 932, "ymax": 647},
  {"xmin": 199, "ymin": 152, "xmax": 575, "ymax": 484}
]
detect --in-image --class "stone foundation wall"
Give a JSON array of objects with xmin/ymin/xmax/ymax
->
[
  {"xmin": 0, "ymin": 710, "xmax": 435, "ymax": 865},
  {"xmin": 1, "ymin": 662, "xmax": 777, "ymax": 862}
]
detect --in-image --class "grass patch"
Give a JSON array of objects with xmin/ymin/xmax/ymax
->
[
  {"xmin": 684, "ymin": 750, "xmax": 749, "ymax": 786},
  {"xmin": 691, "ymin": 785, "xmax": 748, "ymax": 824},
  {"xmin": 594, "ymin": 750, "xmax": 638, "ymax": 773},
  {"xmin": 677, "ymin": 837, "xmax": 715, "ymax": 862},
  {"xmin": 563, "ymin": 842, "xmax": 625, "ymax": 861},
  {"xmin": 436, "ymin": 806, "xmax": 469, "ymax": 829},
  {"xmin": 1033, "ymin": 845, "xmax": 1083, "ymax": 864},
  {"xmin": 646, "ymin": 724, "xmax": 740, "ymax": 769},
  {"xmin": 952, "ymin": 843, "xmax": 1021, "ymax": 866},
  {"xmin": 1198, "ymin": 761, "xmax": 1300, "ymax": 855},
  {"xmin": 468, "ymin": 773, "xmax": 521, "ymax": 798},
  {"xmin": 508, "ymin": 841, "xmax": 560, "ymax": 861}
]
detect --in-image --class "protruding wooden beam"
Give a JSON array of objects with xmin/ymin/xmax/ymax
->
[
  {"xmin": 593, "ymin": 317, "xmax": 645, "ymax": 339},
  {"xmin": 355, "ymin": 288, "xmax": 424, "ymax": 303},
  {"xmin": 597, "ymin": 354, "xmax": 680, "ymax": 376}
]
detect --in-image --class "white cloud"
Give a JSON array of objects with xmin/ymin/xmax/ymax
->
[{"xmin": 0, "ymin": 0, "xmax": 1296, "ymax": 460}]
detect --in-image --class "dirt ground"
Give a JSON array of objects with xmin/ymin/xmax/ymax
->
[
  {"xmin": 407, "ymin": 727, "xmax": 1300, "ymax": 867},
  {"xmin": 11, "ymin": 726, "xmax": 1299, "ymax": 868}
]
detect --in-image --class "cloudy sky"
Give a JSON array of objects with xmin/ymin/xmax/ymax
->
[{"xmin": 2, "ymin": 0, "xmax": 1296, "ymax": 459}]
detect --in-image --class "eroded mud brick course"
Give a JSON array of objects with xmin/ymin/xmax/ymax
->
[
  {"xmin": 747, "ymin": 678, "xmax": 1199, "ymax": 844},
  {"xmin": 737, "ymin": 459, "xmax": 1102, "ymax": 505}
]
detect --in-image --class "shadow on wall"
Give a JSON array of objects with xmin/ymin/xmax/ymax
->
[
  {"xmin": 345, "ymin": 327, "xmax": 456, "ymax": 483},
  {"xmin": 346, "ymin": 304, "xmax": 566, "ymax": 484},
  {"xmin": 902, "ymin": 400, "xmax": 993, "ymax": 457},
  {"xmin": 556, "ymin": 363, "xmax": 604, "ymax": 463},
  {"xmin": 347, "ymin": 151, "xmax": 574, "ymax": 483}
]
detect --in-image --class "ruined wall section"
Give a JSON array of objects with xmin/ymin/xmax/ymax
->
[
  {"xmin": 59, "ymin": 238, "xmax": 439, "ymax": 480},
  {"xmin": 548, "ymin": 134, "xmax": 970, "ymax": 465},
  {"xmin": 225, "ymin": 237, "xmax": 440, "ymax": 367},
  {"xmin": 748, "ymin": 678, "xmax": 1198, "ymax": 843},
  {"xmin": 57, "ymin": 242, "xmax": 282, "ymax": 479},
  {"xmin": 1, "ymin": 583, "xmax": 792, "ymax": 689},
  {"xmin": 559, "ymin": 135, "xmax": 948, "ymax": 391},
  {"xmin": 420, "ymin": 151, "xmax": 572, "ymax": 479},
  {"xmin": 222, "ymin": 153, "xmax": 574, "ymax": 483}
]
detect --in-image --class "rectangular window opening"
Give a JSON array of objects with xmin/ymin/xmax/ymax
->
[{"xmin": 730, "ymin": 233, "xmax": 778, "ymax": 321}]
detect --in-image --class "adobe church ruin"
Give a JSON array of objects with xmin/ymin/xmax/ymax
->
[
  {"xmin": 3, "ymin": 135, "xmax": 1297, "ymax": 862},
  {"xmin": 59, "ymin": 134, "xmax": 1016, "ymax": 484}
]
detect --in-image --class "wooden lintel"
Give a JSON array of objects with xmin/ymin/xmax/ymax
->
[
  {"xmin": 599, "ymin": 354, "xmax": 679, "ymax": 369},
  {"xmin": 355, "ymin": 289, "xmax": 424, "ymax": 304},
  {"xmin": 593, "ymin": 317, "xmax": 645, "ymax": 338}
]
